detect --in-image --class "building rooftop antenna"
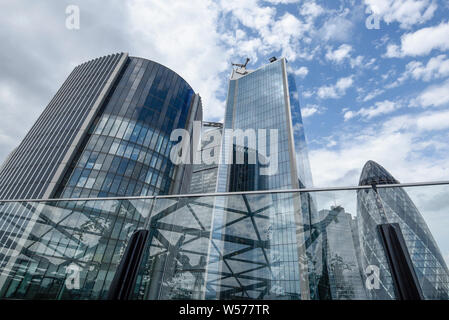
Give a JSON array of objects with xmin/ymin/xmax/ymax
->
[
  {"xmin": 231, "ymin": 58, "xmax": 250, "ymax": 77},
  {"xmin": 231, "ymin": 57, "xmax": 250, "ymax": 69}
]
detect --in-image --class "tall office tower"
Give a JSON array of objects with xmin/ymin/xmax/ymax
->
[
  {"xmin": 0, "ymin": 53, "xmax": 201, "ymax": 199},
  {"xmin": 205, "ymin": 57, "xmax": 320, "ymax": 300},
  {"xmin": 357, "ymin": 160, "xmax": 449, "ymax": 300},
  {"xmin": 188, "ymin": 122, "xmax": 222, "ymax": 194},
  {"xmin": 0, "ymin": 53, "xmax": 202, "ymax": 299},
  {"xmin": 319, "ymin": 206, "xmax": 367, "ymax": 300}
]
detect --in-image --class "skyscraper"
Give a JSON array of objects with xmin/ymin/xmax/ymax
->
[
  {"xmin": 357, "ymin": 160, "xmax": 449, "ymax": 299},
  {"xmin": 187, "ymin": 122, "xmax": 222, "ymax": 194},
  {"xmin": 216, "ymin": 57, "xmax": 313, "ymax": 193},
  {"xmin": 0, "ymin": 53, "xmax": 202, "ymax": 200},
  {"xmin": 319, "ymin": 206, "xmax": 367, "ymax": 300},
  {"xmin": 0, "ymin": 53, "xmax": 202, "ymax": 299},
  {"xmin": 205, "ymin": 57, "xmax": 321, "ymax": 299},
  {"xmin": 0, "ymin": 54, "xmax": 127, "ymax": 200}
]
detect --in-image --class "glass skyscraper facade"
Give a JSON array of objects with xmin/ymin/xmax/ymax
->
[
  {"xmin": 357, "ymin": 160, "xmax": 449, "ymax": 299},
  {"xmin": 216, "ymin": 58, "xmax": 313, "ymax": 193},
  {"xmin": 206, "ymin": 58, "xmax": 321, "ymax": 300},
  {"xmin": 54, "ymin": 57, "xmax": 202, "ymax": 199},
  {"xmin": 188, "ymin": 122, "xmax": 222, "ymax": 194},
  {"xmin": 0, "ymin": 54, "xmax": 202, "ymax": 299},
  {"xmin": 0, "ymin": 54, "xmax": 202, "ymax": 200},
  {"xmin": 0, "ymin": 54, "xmax": 128, "ymax": 200},
  {"xmin": 319, "ymin": 206, "xmax": 366, "ymax": 299}
]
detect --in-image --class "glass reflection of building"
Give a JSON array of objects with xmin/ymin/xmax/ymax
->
[
  {"xmin": 205, "ymin": 57, "xmax": 320, "ymax": 300},
  {"xmin": 357, "ymin": 160, "xmax": 449, "ymax": 300},
  {"xmin": 0, "ymin": 53, "xmax": 202, "ymax": 299},
  {"xmin": 188, "ymin": 122, "xmax": 222, "ymax": 194},
  {"xmin": 229, "ymin": 145, "xmax": 269, "ymax": 192},
  {"xmin": 319, "ymin": 206, "xmax": 366, "ymax": 300}
]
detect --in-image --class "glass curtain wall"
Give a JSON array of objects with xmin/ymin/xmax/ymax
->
[{"xmin": 55, "ymin": 57, "xmax": 199, "ymax": 199}]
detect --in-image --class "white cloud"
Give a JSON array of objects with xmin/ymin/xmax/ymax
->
[
  {"xmin": 317, "ymin": 87, "xmax": 338, "ymax": 99},
  {"xmin": 365, "ymin": 0, "xmax": 437, "ymax": 29},
  {"xmin": 343, "ymin": 110, "xmax": 355, "ymax": 121},
  {"xmin": 383, "ymin": 109, "xmax": 449, "ymax": 134},
  {"xmin": 349, "ymin": 55, "xmax": 363, "ymax": 68},
  {"xmin": 129, "ymin": 0, "xmax": 232, "ymax": 121},
  {"xmin": 309, "ymin": 108, "xmax": 449, "ymax": 188},
  {"xmin": 300, "ymin": 1, "xmax": 324, "ymax": 18},
  {"xmin": 402, "ymin": 55, "xmax": 449, "ymax": 82},
  {"xmin": 384, "ymin": 44, "xmax": 402, "ymax": 58},
  {"xmin": 349, "ymin": 56, "xmax": 376, "ymax": 70},
  {"xmin": 344, "ymin": 100, "xmax": 399, "ymax": 120},
  {"xmin": 373, "ymin": 34, "xmax": 390, "ymax": 49},
  {"xmin": 222, "ymin": 0, "xmax": 276, "ymax": 31},
  {"xmin": 361, "ymin": 88, "xmax": 385, "ymax": 102},
  {"xmin": 263, "ymin": 0, "xmax": 299, "ymax": 4},
  {"xmin": 336, "ymin": 77, "xmax": 354, "ymax": 91},
  {"xmin": 302, "ymin": 90, "xmax": 313, "ymax": 98},
  {"xmin": 319, "ymin": 16, "xmax": 354, "ymax": 42},
  {"xmin": 317, "ymin": 76, "xmax": 354, "ymax": 99},
  {"xmin": 416, "ymin": 110, "xmax": 449, "ymax": 131},
  {"xmin": 310, "ymin": 132, "xmax": 414, "ymax": 187},
  {"xmin": 293, "ymin": 66, "xmax": 309, "ymax": 78},
  {"xmin": 325, "ymin": 44, "xmax": 352, "ymax": 64},
  {"xmin": 221, "ymin": 0, "xmax": 315, "ymax": 62},
  {"xmin": 385, "ymin": 21, "xmax": 449, "ymax": 57},
  {"xmin": 412, "ymin": 79, "xmax": 449, "ymax": 107},
  {"xmin": 268, "ymin": 13, "xmax": 306, "ymax": 61},
  {"xmin": 302, "ymin": 104, "xmax": 324, "ymax": 118},
  {"xmin": 302, "ymin": 107, "xmax": 318, "ymax": 118}
]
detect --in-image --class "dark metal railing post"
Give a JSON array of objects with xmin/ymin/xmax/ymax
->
[
  {"xmin": 107, "ymin": 229, "xmax": 149, "ymax": 300},
  {"xmin": 369, "ymin": 184, "xmax": 424, "ymax": 300},
  {"xmin": 377, "ymin": 223, "xmax": 424, "ymax": 300}
]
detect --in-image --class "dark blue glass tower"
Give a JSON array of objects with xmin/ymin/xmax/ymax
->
[{"xmin": 54, "ymin": 57, "xmax": 202, "ymax": 199}]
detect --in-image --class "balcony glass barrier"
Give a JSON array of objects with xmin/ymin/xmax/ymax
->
[
  {"xmin": 0, "ymin": 198, "xmax": 153, "ymax": 299},
  {"xmin": 0, "ymin": 183, "xmax": 448, "ymax": 300}
]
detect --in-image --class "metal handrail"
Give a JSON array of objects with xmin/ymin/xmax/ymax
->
[{"xmin": 0, "ymin": 180, "xmax": 449, "ymax": 203}]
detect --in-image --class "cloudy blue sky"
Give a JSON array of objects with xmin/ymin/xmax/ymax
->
[{"xmin": 1, "ymin": 0, "xmax": 449, "ymax": 263}]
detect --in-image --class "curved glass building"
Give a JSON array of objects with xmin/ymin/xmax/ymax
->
[
  {"xmin": 0, "ymin": 54, "xmax": 128, "ymax": 200},
  {"xmin": 54, "ymin": 56, "xmax": 202, "ymax": 199},
  {"xmin": 0, "ymin": 53, "xmax": 202, "ymax": 200},
  {"xmin": 357, "ymin": 160, "xmax": 449, "ymax": 299},
  {"xmin": 0, "ymin": 53, "xmax": 202, "ymax": 299}
]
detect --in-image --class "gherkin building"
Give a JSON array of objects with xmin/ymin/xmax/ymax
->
[{"xmin": 357, "ymin": 160, "xmax": 449, "ymax": 299}]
